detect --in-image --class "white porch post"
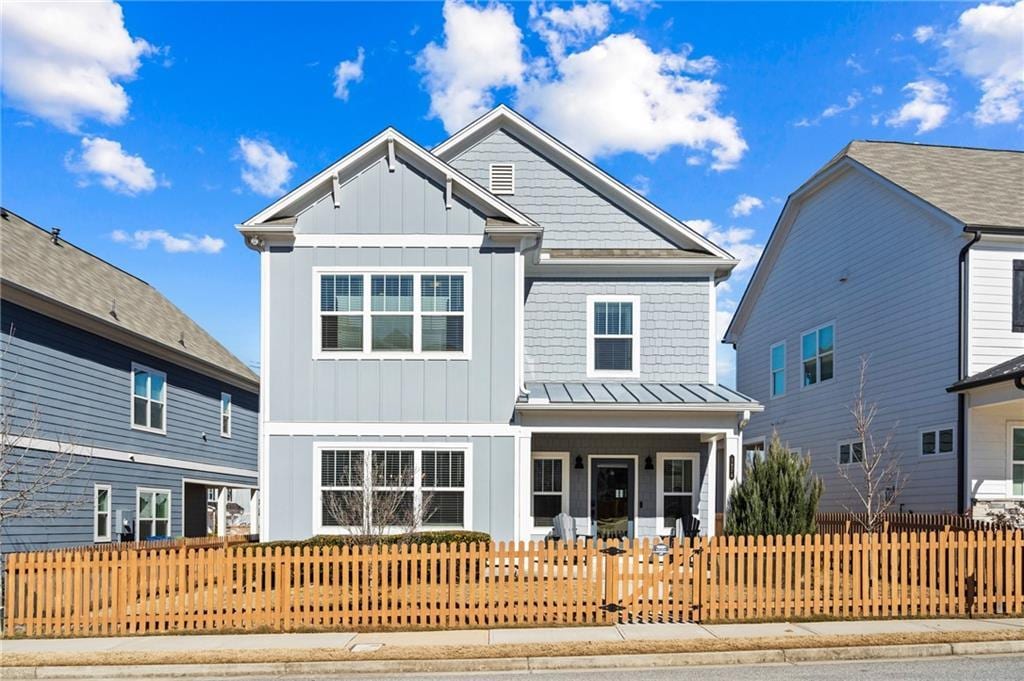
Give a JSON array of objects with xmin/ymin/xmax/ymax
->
[
  {"xmin": 515, "ymin": 431, "xmax": 532, "ymax": 542},
  {"xmin": 724, "ymin": 433, "xmax": 740, "ymax": 522},
  {"xmin": 705, "ymin": 438, "xmax": 717, "ymax": 537},
  {"xmin": 216, "ymin": 487, "xmax": 227, "ymax": 537}
]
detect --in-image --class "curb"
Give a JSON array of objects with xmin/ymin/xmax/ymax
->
[{"xmin": 5, "ymin": 640, "xmax": 1024, "ymax": 679}]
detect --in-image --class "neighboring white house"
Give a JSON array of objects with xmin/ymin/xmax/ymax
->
[
  {"xmin": 725, "ymin": 141, "xmax": 1023, "ymax": 517},
  {"xmin": 238, "ymin": 105, "xmax": 761, "ymax": 543}
]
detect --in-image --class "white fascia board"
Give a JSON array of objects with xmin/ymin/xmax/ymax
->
[
  {"xmin": 528, "ymin": 257, "xmax": 736, "ymax": 280},
  {"xmin": 241, "ymin": 128, "xmax": 536, "ymax": 227},
  {"xmin": 433, "ymin": 105, "xmax": 734, "ymax": 261}
]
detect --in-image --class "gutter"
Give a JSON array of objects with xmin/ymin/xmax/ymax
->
[{"xmin": 956, "ymin": 228, "xmax": 982, "ymax": 514}]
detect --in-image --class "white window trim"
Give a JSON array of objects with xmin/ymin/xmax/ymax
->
[
  {"xmin": 136, "ymin": 487, "xmax": 171, "ymax": 539},
  {"xmin": 919, "ymin": 424, "xmax": 955, "ymax": 458},
  {"xmin": 312, "ymin": 266, "xmax": 473, "ymax": 360},
  {"xmin": 586, "ymin": 294, "xmax": 641, "ymax": 379},
  {"xmin": 220, "ymin": 392, "xmax": 232, "ymax": 438},
  {"xmin": 769, "ymin": 340, "xmax": 786, "ymax": 399},
  {"xmin": 1008, "ymin": 422, "xmax": 1024, "ymax": 499},
  {"xmin": 130, "ymin": 362, "xmax": 167, "ymax": 435},
  {"xmin": 837, "ymin": 439, "xmax": 864, "ymax": 466},
  {"xmin": 488, "ymin": 163, "xmax": 515, "ymax": 195},
  {"xmin": 529, "ymin": 451, "xmax": 570, "ymax": 536},
  {"xmin": 94, "ymin": 484, "xmax": 112, "ymax": 543},
  {"xmin": 312, "ymin": 442, "xmax": 473, "ymax": 534},
  {"xmin": 655, "ymin": 452, "xmax": 699, "ymax": 536},
  {"xmin": 799, "ymin": 321, "xmax": 836, "ymax": 390}
]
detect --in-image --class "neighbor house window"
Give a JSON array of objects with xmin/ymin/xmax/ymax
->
[
  {"xmin": 658, "ymin": 453, "xmax": 697, "ymax": 533},
  {"xmin": 838, "ymin": 440, "xmax": 864, "ymax": 465},
  {"xmin": 921, "ymin": 427, "xmax": 954, "ymax": 456},
  {"xmin": 1013, "ymin": 260, "xmax": 1023, "ymax": 333},
  {"xmin": 94, "ymin": 484, "xmax": 112, "ymax": 543},
  {"xmin": 137, "ymin": 488, "xmax": 170, "ymax": 538},
  {"xmin": 317, "ymin": 446, "xmax": 470, "ymax": 531},
  {"xmin": 1012, "ymin": 426, "xmax": 1024, "ymax": 497},
  {"xmin": 131, "ymin": 364, "xmax": 166, "ymax": 433},
  {"xmin": 220, "ymin": 393, "xmax": 232, "ymax": 438},
  {"xmin": 802, "ymin": 324, "xmax": 834, "ymax": 386},
  {"xmin": 744, "ymin": 439, "xmax": 766, "ymax": 470},
  {"xmin": 770, "ymin": 342, "xmax": 786, "ymax": 397},
  {"xmin": 315, "ymin": 269, "xmax": 470, "ymax": 358},
  {"xmin": 531, "ymin": 453, "xmax": 569, "ymax": 528},
  {"xmin": 588, "ymin": 296, "xmax": 640, "ymax": 376}
]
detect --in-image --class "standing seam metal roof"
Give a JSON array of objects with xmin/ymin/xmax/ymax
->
[{"xmin": 522, "ymin": 382, "xmax": 758, "ymax": 406}]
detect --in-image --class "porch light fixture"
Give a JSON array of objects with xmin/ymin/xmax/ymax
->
[
  {"xmin": 644, "ymin": 456, "xmax": 654, "ymax": 470},
  {"xmin": 574, "ymin": 456, "xmax": 584, "ymax": 469}
]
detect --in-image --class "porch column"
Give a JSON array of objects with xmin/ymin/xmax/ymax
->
[
  {"xmin": 705, "ymin": 438, "xmax": 717, "ymax": 537},
  {"xmin": 216, "ymin": 487, "xmax": 227, "ymax": 538},
  {"xmin": 723, "ymin": 433, "xmax": 740, "ymax": 522},
  {"xmin": 515, "ymin": 431, "xmax": 532, "ymax": 542}
]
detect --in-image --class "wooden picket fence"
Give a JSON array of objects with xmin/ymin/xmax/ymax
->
[
  {"xmin": 816, "ymin": 512, "xmax": 997, "ymax": 535},
  {"xmin": 5, "ymin": 530, "xmax": 1023, "ymax": 637},
  {"xmin": 47, "ymin": 535, "xmax": 257, "ymax": 554}
]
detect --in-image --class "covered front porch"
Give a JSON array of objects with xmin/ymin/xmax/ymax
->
[{"xmin": 514, "ymin": 381, "xmax": 761, "ymax": 542}]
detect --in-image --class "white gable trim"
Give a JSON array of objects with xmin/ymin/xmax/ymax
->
[
  {"xmin": 242, "ymin": 128, "xmax": 536, "ymax": 227},
  {"xmin": 433, "ymin": 105, "xmax": 733, "ymax": 261}
]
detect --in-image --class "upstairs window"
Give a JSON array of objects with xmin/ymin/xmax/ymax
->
[
  {"xmin": 315, "ymin": 269, "xmax": 470, "ymax": 358},
  {"xmin": 220, "ymin": 393, "xmax": 232, "ymax": 438},
  {"xmin": 489, "ymin": 163, "xmax": 515, "ymax": 194},
  {"xmin": 588, "ymin": 296, "xmax": 640, "ymax": 376},
  {"xmin": 131, "ymin": 364, "xmax": 166, "ymax": 434},
  {"xmin": 1013, "ymin": 260, "xmax": 1023, "ymax": 333},
  {"xmin": 802, "ymin": 323, "xmax": 834, "ymax": 387},
  {"xmin": 838, "ymin": 440, "xmax": 864, "ymax": 465},
  {"xmin": 770, "ymin": 342, "xmax": 786, "ymax": 397},
  {"xmin": 921, "ymin": 427, "xmax": 954, "ymax": 456}
]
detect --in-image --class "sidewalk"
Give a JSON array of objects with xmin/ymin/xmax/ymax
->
[{"xmin": 5, "ymin": 617, "xmax": 1024, "ymax": 655}]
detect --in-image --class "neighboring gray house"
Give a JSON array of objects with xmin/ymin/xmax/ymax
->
[
  {"xmin": 725, "ymin": 142, "xmax": 1024, "ymax": 517},
  {"xmin": 239, "ymin": 105, "xmax": 760, "ymax": 543},
  {"xmin": 1, "ymin": 209, "xmax": 259, "ymax": 552}
]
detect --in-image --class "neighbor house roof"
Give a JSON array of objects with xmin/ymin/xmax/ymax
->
[
  {"xmin": 947, "ymin": 353, "xmax": 1024, "ymax": 392},
  {"xmin": 1, "ymin": 208, "xmax": 259, "ymax": 391},
  {"xmin": 518, "ymin": 381, "xmax": 761, "ymax": 411}
]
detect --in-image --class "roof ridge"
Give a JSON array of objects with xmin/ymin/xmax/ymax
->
[{"xmin": 850, "ymin": 139, "xmax": 1024, "ymax": 154}]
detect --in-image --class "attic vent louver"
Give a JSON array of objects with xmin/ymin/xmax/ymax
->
[{"xmin": 489, "ymin": 163, "xmax": 514, "ymax": 195}]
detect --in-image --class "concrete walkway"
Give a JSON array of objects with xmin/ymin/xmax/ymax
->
[{"xmin": 5, "ymin": 617, "xmax": 1024, "ymax": 655}]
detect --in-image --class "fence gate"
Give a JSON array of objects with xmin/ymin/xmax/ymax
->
[{"xmin": 602, "ymin": 539, "xmax": 704, "ymax": 623}]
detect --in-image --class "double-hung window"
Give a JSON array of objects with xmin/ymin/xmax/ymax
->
[
  {"xmin": 838, "ymin": 440, "xmax": 864, "ymax": 465},
  {"xmin": 531, "ymin": 453, "xmax": 568, "ymax": 528},
  {"xmin": 801, "ymin": 323, "xmax": 834, "ymax": 387},
  {"xmin": 422, "ymin": 450, "xmax": 466, "ymax": 526},
  {"xmin": 131, "ymin": 364, "xmax": 166, "ymax": 433},
  {"xmin": 658, "ymin": 453, "xmax": 697, "ymax": 533},
  {"xmin": 921, "ymin": 427, "xmax": 954, "ymax": 456},
  {"xmin": 220, "ymin": 393, "xmax": 232, "ymax": 438},
  {"xmin": 137, "ymin": 488, "xmax": 170, "ymax": 538},
  {"xmin": 744, "ymin": 439, "xmax": 766, "ymax": 470},
  {"xmin": 94, "ymin": 484, "xmax": 112, "ymax": 543},
  {"xmin": 1011, "ymin": 426, "xmax": 1024, "ymax": 497},
  {"xmin": 588, "ymin": 296, "xmax": 640, "ymax": 376},
  {"xmin": 770, "ymin": 342, "xmax": 786, "ymax": 397},
  {"xmin": 315, "ymin": 268, "xmax": 470, "ymax": 358}
]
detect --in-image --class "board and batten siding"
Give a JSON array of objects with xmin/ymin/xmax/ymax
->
[
  {"xmin": 1, "ymin": 301, "xmax": 258, "ymax": 472},
  {"xmin": 967, "ymin": 238, "xmax": 1024, "ymax": 375},
  {"xmin": 448, "ymin": 129, "xmax": 677, "ymax": 249},
  {"xmin": 265, "ymin": 434, "xmax": 515, "ymax": 542},
  {"xmin": 524, "ymin": 278, "xmax": 709, "ymax": 383},
  {"xmin": 734, "ymin": 167, "xmax": 963, "ymax": 513}
]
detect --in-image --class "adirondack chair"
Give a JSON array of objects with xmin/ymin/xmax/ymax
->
[
  {"xmin": 674, "ymin": 515, "xmax": 701, "ymax": 540},
  {"xmin": 551, "ymin": 512, "xmax": 577, "ymax": 542}
]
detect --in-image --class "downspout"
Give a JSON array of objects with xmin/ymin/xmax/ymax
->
[
  {"xmin": 518, "ymin": 236, "xmax": 542, "ymax": 399},
  {"xmin": 956, "ymin": 228, "xmax": 982, "ymax": 514}
]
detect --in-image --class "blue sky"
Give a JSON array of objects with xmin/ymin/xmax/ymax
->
[{"xmin": 3, "ymin": 1, "xmax": 1022, "ymax": 384}]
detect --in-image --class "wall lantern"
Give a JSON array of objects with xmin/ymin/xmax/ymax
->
[
  {"xmin": 644, "ymin": 455, "xmax": 654, "ymax": 470},
  {"xmin": 574, "ymin": 455, "xmax": 584, "ymax": 470}
]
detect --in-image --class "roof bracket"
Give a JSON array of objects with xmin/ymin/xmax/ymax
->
[
  {"xmin": 387, "ymin": 138, "xmax": 396, "ymax": 173},
  {"xmin": 445, "ymin": 175, "xmax": 453, "ymax": 210},
  {"xmin": 332, "ymin": 173, "xmax": 341, "ymax": 209}
]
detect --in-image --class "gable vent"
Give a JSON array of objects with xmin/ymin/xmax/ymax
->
[{"xmin": 489, "ymin": 163, "xmax": 515, "ymax": 195}]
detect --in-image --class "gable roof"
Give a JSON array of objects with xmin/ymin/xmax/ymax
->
[
  {"xmin": 724, "ymin": 141, "xmax": 1024, "ymax": 344},
  {"xmin": 1, "ymin": 209, "xmax": 259, "ymax": 391},
  {"xmin": 432, "ymin": 105, "xmax": 734, "ymax": 261},
  {"xmin": 240, "ymin": 127, "xmax": 536, "ymax": 228}
]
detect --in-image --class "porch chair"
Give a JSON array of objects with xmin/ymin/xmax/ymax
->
[
  {"xmin": 674, "ymin": 515, "xmax": 701, "ymax": 540},
  {"xmin": 551, "ymin": 512, "xmax": 577, "ymax": 542}
]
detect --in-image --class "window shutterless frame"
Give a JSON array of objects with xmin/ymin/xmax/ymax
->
[
  {"xmin": 919, "ymin": 425, "xmax": 955, "ymax": 457},
  {"xmin": 130, "ymin": 362, "xmax": 167, "ymax": 435},
  {"xmin": 800, "ymin": 321, "xmax": 836, "ymax": 389},
  {"xmin": 312, "ymin": 267, "xmax": 472, "ymax": 360},
  {"xmin": 220, "ymin": 393, "xmax": 232, "ymax": 438},
  {"xmin": 769, "ymin": 341, "xmax": 786, "ymax": 398},
  {"xmin": 837, "ymin": 439, "xmax": 864, "ymax": 465},
  {"xmin": 529, "ymin": 451, "xmax": 570, "ymax": 534},
  {"xmin": 94, "ymin": 484, "xmax": 112, "ymax": 543},
  {"xmin": 136, "ymin": 487, "xmax": 171, "ymax": 539},
  {"xmin": 586, "ymin": 294, "xmax": 640, "ymax": 378},
  {"xmin": 1008, "ymin": 422, "xmax": 1024, "ymax": 499},
  {"xmin": 655, "ymin": 452, "xmax": 699, "ymax": 535}
]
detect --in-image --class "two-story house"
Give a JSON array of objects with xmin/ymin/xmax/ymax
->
[
  {"xmin": 1, "ymin": 209, "xmax": 259, "ymax": 551},
  {"xmin": 725, "ymin": 142, "xmax": 1023, "ymax": 517},
  {"xmin": 239, "ymin": 105, "xmax": 760, "ymax": 543}
]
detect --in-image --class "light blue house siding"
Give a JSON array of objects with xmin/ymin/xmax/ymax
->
[
  {"xmin": 734, "ymin": 167, "xmax": 961, "ymax": 513},
  {"xmin": 0, "ymin": 302, "xmax": 258, "ymax": 553}
]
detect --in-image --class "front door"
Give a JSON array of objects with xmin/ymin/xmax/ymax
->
[{"xmin": 591, "ymin": 460, "xmax": 634, "ymax": 539}]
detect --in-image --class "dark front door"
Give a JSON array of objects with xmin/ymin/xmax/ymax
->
[{"xmin": 591, "ymin": 460, "xmax": 634, "ymax": 539}]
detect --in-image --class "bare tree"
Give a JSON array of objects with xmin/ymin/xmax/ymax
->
[
  {"xmin": 1, "ymin": 327, "xmax": 91, "ymax": 523},
  {"xmin": 836, "ymin": 356, "xmax": 910, "ymax": 532},
  {"xmin": 323, "ymin": 456, "xmax": 435, "ymax": 539}
]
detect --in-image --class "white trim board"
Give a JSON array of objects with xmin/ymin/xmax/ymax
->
[
  {"xmin": 264, "ymin": 422, "xmax": 523, "ymax": 437},
  {"xmin": 586, "ymin": 294, "xmax": 641, "ymax": 380},
  {"xmin": 11, "ymin": 436, "xmax": 258, "ymax": 479},
  {"xmin": 293, "ymin": 234, "xmax": 489, "ymax": 248}
]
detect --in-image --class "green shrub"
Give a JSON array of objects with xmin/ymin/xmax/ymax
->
[
  {"xmin": 249, "ymin": 530, "xmax": 491, "ymax": 551},
  {"xmin": 725, "ymin": 433, "xmax": 823, "ymax": 536}
]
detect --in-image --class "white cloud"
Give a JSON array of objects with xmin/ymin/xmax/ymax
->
[
  {"xmin": 236, "ymin": 137, "xmax": 296, "ymax": 197},
  {"xmin": 886, "ymin": 80, "xmax": 951, "ymax": 133},
  {"xmin": 685, "ymin": 218, "xmax": 763, "ymax": 274},
  {"xmin": 914, "ymin": 25, "xmax": 936, "ymax": 43},
  {"xmin": 870, "ymin": 84, "xmax": 884, "ymax": 96},
  {"xmin": 630, "ymin": 174, "xmax": 651, "ymax": 196},
  {"xmin": 822, "ymin": 90, "xmax": 863, "ymax": 118},
  {"xmin": 611, "ymin": 0, "xmax": 656, "ymax": 11},
  {"xmin": 111, "ymin": 229, "xmax": 224, "ymax": 254},
  {"xmin": 416, "ymin": 0, "xmax": 525, "ymax": 133},
  {"xmin": 845, "ymin": 55, "xmax": 866, "ymax": 74},
  {"xmin": 529, "ymin": 1, "xmax": 610, "ymax": 60},
  {"xmin": 1, "ymin": 1, "xmax": 153, "ymax": 131},
  {"xmin": 730, "ymin": 194, "xmax": 763, "ymax": 218},
  {"xmin": 941, "ymin": 1, "xmax": 1024, "ymax": 125},
  {"xmin": 65, "ymin": 137, "xmax": 160, "ymax": 195},
  {"xmin": 333, "ymin": 48, "xmax": 365, "ymax": 101}
]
